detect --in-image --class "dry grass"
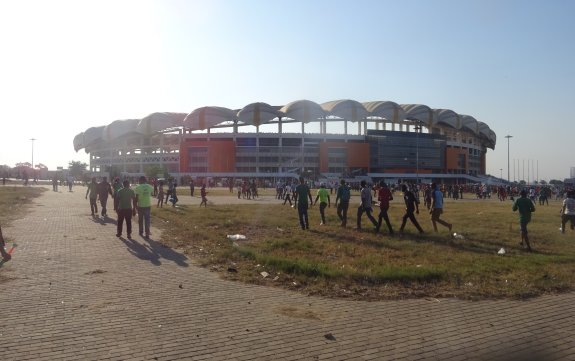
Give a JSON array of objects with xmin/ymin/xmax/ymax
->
[
  {"xmin": 152, "ymin": 189, "xmax": 575, "ymax": 300},
  {"xmin": 0, "ymin": 186, "xmax": 45, "ymax": 229}
]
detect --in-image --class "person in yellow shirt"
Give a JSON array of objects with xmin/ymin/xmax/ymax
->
[
  {"xmin": 313, "ymin": 183, "xmax": 331, "ymax": 225},
  {"xmin": 134, "ymin": 176, "xmax": 154, "ymax": 238}
]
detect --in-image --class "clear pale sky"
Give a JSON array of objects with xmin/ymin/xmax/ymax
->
[{"xmin": 1, "ymin": 0, "xmax": 574, "ymax": 181}]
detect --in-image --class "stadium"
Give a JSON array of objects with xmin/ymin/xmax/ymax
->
[{"xmin": 73, "ymin": 99, "xmax": 496, "ymax": 184}]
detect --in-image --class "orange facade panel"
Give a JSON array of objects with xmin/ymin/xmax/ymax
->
[
  {"xmin": 445, "ymin": 147, "xmax": 467, "ymax": 170},
  {"xmin": 180, "ymin": 139, "xmax": 236, "ymax": 173},
  {"xmin": 319, "ymin": 141, "xmax": 370, "ymax": 173}
]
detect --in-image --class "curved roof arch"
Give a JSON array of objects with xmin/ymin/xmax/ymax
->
[
  {"xmin": 401, "ymin": 104, "xmax": 435, "ymax": 127},
  {"xmin": 73, "ymin": 99, "xmax": 497, "ymax": 152},
  {"xmin": 460, "ymin": 115, "xmax": 479, "ymax": 135},
  {"xmin": 103, "ymin": 119, "xmax": 140, "ymax": 142},
  {"xmin": 280, "ymin": 100, "xmax": 325, "ymax": 123},
  {"xmin": 237, "ymin": 102, "xmax": 281, "ymax": 127},
  {"xmin": 362, "ymin": 101, "xmax": 405, "ymax": 122},
  {"xmin": 137, "ymin": 112, "xmax": 187, "ymax": 136},
  {"xmin": 73, "ymin": 132, "xmax": 85, "ymax": 152},
  {"xmin": 320, "ymin": 99, "xmax": 368, "ymax": 122},
  {"xmin": 434, "ymin": 109, "xmax": 461, "ymax": 129},
  {"xmin": 183, "ymin": 106, "xmax": 237, "ymax": 131},
  {"xmin": 83, "ymin": 126, "xmax": 105, "ymax": 148}
]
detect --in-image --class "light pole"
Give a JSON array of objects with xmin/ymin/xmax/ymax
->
[
  {"xmin": 414, "ymin": 122, "xmax": 421, "ymax": 184},
  {"xmin": 30, "ymin": 138, "xmax": 36, "ymax": 168},
  {"xmin": 505, "ymin": 135, "xmax": 512, "ymax": 182}
]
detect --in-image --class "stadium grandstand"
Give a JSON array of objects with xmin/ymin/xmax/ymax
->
[{"xmin": 73, "ymin": 99, "xmax": 496, "ymax": 185}]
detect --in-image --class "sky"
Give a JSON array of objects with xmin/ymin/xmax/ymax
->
[{"xmin": 1, "ymin": 0, "xmax": 574, "ymax": 181}]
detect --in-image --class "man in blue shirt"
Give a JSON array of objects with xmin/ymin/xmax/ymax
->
[{"xmin": 430, "ymin": 183, "xmax": 453, "ymax": 233}]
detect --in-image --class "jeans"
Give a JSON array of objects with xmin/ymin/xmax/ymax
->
[
  {"xmin": 400, "ymin": 211, "xmax": 424, "ymax": 233},
  {"xmin": 89, "ymin": 197, "xmax": 98, "ymax": 215},
  {"xmin": 319, "ymin": 202, "xmax": 327, "ymax": 224},
  {"xmin": 117, "ymin": 209, "xmax": 133, "ymax": 237},
  {"xmin": 297, "ymin": 204, "xmax": 309, "ymax": 230},
  {"xmin": 357, "ymin": 206, "xmax": 378, "ymax": 229},
  {"xmin": 337, "ymin": 201, "xmax": 349, "ymax": 226},
  {"xmin": 377, "ymin": 207, "xmax": 394, "ymax": 234},
  {"xmin": 137, "ymin": 206, "xmax": 151, "ymax": 236},
  {"xmin": 99, "ymin": 196, "xmax": 109, "ymax": 216}
]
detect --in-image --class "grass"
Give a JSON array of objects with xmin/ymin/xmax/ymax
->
[
  {"xmin": 0, "ymin": 186, "xmax": 45, "ymax": 276},
  {"xmin": 0, "ymin": 186, "xmax": 45, "ymax": 229},
  {"xmin": 151, "ymin": 189, "xmax": 575, "ymax": 300}
]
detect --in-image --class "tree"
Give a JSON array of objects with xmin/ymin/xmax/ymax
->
[
  {"xmin": 550, "ymin": 179, "xmax": 564, "ymax": 186},
  {"xmin": 68, "ymin": 160, "xmax": 88, "ymax": 178}
]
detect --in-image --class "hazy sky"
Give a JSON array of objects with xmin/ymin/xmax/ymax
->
[{"xmin": 1, "ymin": 0, "xmax": 574, "ymax": 181}]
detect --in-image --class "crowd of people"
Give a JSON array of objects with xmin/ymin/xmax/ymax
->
[
  {"xmin": 276, "ymin": 178, "xmax": 575, "ymax": 253},
  {"xmin": 1, "ymin": 176, "xmax": 574, "ymax": 260}
]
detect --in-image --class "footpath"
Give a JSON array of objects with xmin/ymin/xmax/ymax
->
[{"xmin": 0, "ymin": 187, "xmax": 574, "ymax": 361}]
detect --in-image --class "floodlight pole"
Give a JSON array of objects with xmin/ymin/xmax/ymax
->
[
  {"xmin": 415, "ymin": 122, "xmax": 422, "ymax": 185},
  {"xmin": 505, "ymin": 135, "xmax": 512, "ymax": 183},
  {"xmin": 30, "ymin": 138, "xmax": 36, "ymax": 168}
]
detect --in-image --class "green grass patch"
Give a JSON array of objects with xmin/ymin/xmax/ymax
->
[{"xmin": 151, "ymin": 190, "xmax": 575, "ymax": 300}]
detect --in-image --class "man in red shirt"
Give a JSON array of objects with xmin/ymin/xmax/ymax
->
[{"xmin": 376, "ymin": 181, "xmax": 394, "ymax": 235}]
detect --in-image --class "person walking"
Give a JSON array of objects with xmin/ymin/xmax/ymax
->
[
  {"xmin": 376, "ymin": 181, "xmax": 394, "ymax": 235},
  {"xmin": 112, "ymin": 177, "xmax": 122, "ymax": 211},
  {"xmin": 157, "ymin": 180, "xmax": 165, "ymax": 208},
  {"xmin": 115, "ymin": 180, "xmax": 136, "ymax": 239},
  {"xmin": 357, "ymin": 180, "xmax": 378, "ymax": 231},
  {"xmin": 200, "ymin": 184, "xmax": 208, "ymax": 207},
  {"xmin": 134, "ymin": 176, "xmax": 154, "ymax": 238},
  {"xmin": 399, "ymin": 184, "xmax": 424, "ymax": 234},
  {"xmin": 560, "ymin": 189, "xmax": 575, "ymax": 233},
  {"xmin": 430, "ymin": 182, "xmax": 453, "ymax": 233},
  {"xmin": 97, "ymin": 177, "xmax": 114, "ymax": 218},
  {"xmin": 335, "ymin": 179, "xmax": 351, "ymax": 227},
  {"xmin": 170, "ymin": 182, "xmax": 179, "ymax": 207},
  {"xmin": 283, "ymin": 183, "xmax": 293, "ymax": 206},
  {"xmin": 67, "ymin": 174, "xmax": 74, "ymax": 192},
  {"xmin": 512, "ymin": 189, "xmax": 536, "ymax": 251},
  {"xmin": 165, "ymin": 178, "xmax": 173, "ymax": 204},
  {"xmin": 293, "ymin": 177, "xmax": 313, "ymax": 230},
  {"xmin": 85, "ymin": 177, "xmax": 99, "ymax": 216},
  {"xmin": 313, "ymin": 183, "xmax": 331, "ymax": 225}
]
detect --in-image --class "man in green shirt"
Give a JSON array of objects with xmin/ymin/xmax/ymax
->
[
  {"xmin": 135, "ymin": 176, "xmax": 154, "ymax": 238},
  {"xmin": 293, "ymin": 177, "xmax": 313, "ymax": 230},
  {"xmin": 115, "ymin": 180, "xmax": 136, "ymax": 239},
  {"xmin": 512, "ymin": 189, "xmax": 536, "ymax": 252},
  {"xmin": 313, "ymin": 183, "xmax": 331, "ymax": 225}
]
